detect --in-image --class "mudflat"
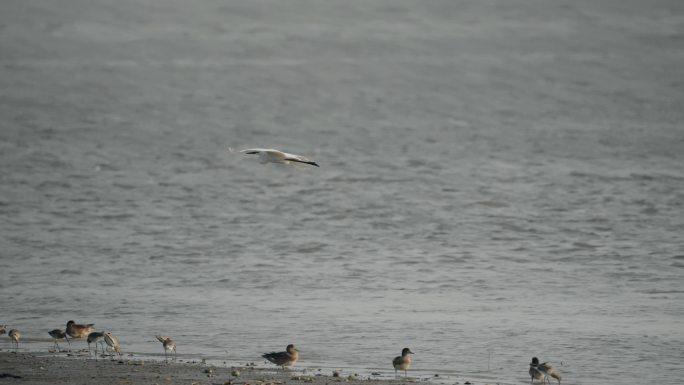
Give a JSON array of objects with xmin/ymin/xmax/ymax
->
[{"xmin": 0, "ymin": 352, "xmax": 429, "ymax": 385}]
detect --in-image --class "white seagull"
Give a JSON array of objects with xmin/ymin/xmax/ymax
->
[{"xmin": 238, "ymin": 148, "xmax": 319, "ymax": 167}]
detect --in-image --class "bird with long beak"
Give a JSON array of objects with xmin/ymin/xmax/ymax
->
[
  {"xmin": 8, "ymin": 329, "xmax": 20, "ymax": 351},
  {"xmin": 48, "ymin": 329, "xmax": 70, "ymax": 350},
  {"xmin": 104, "ymin": 332, "xmax": 122, "ymax": 356},
  {"xmin": 87, "ymin": 331, "xmax": 105, "ymax": 359}
]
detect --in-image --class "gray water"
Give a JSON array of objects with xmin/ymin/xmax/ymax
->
[{"xmin": 1, "ymin": 0, "xmax": 683, "ymax": 384}]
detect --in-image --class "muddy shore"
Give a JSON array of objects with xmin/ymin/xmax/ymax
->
[{"xmin": 0, "ymin": 352, "xmax": 474, "ymax": 385}]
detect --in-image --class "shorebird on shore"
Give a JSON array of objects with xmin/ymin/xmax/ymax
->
[
  {"xmin": 392, "ymin": 347, "xmax": 414, "ymax": 378},
  {"xmin": 262, "ymin": 344, "xmax": 299, "ymax": 369},
  {"xmin": 0, "ymin": 325, "xmax": 6, "ymax": 335},
  {"xmin": 104, "ymin": 332, "xmax": 122, "ymax": 356},
  {"xmin": 529, "ymin": 357, "xmax": 562, "ymax": 384},
  {"xmin": 48, "ymin": 329, "xmax": 70, "ymax": 350},
  {"xmin": 237, "ymin": 148, "xmax": 320, "ymax": 167},
  {"xmin": 66, "ymin": 320, "xmax": 95, "ymax": 338},
  {"xmin": 87, "ymin": 332, "xmax": 105, "ymax": 359},
  {"xmin": 156, "ymin": 335, "xmax": 177, "ymax": 360},
  {"xmin": 529, "ymin": 357, "xmax": 545, "ymax": 383},
  {"xmin": 8, "ymin": 329, "xmax": 20, "ymax": 351}
]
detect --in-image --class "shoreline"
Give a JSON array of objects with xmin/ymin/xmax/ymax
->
[{"xmin": 0, "ymin": 352, "xmax": 492, "ymax": 385}]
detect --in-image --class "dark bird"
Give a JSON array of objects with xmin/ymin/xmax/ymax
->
[
  {"xmin": 48, "ymin": 329, "xmax": 70, "ymax": 350},
  {"xmin": 87, "ymin": 331, "xmax": 105, "ymax": 359}
]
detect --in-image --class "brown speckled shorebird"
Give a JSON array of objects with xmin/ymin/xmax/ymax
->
[
  {"xmin": 0, "ymin": 325, "xmax": 6, "ymax": 335},
  {"xmin": 156, "ymin": 335, "xmax": 177, "ymax": 360},
  {"xmin": 392, "ymin": 347, "xmax": 414, "ymax": 378},
  {"xmin": 8, "ymin": 329, "xmax": 20, "ymax": 351},
  {"xmin": 529, "ymin": 357, "xmax": 561, "ymax": 385},
  {"xmin": 48, "ymin": 329, "xmax": 70, "ymax": 350},
  {"xmin": 66, "ymin": 320, "xmax": 94, "ymax": 338},
  {"xmin": 262, "ymin": 344, "xmax": 299, "ymax": 369},
  {"xmin": 104, "ymin": 332, "xmax": 122, "ymax": 356}
]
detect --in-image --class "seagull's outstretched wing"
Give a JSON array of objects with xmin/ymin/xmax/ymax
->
[
  {"xmin": 238, "ymin": 148, "xmax": 319, "ymax": 167},
  {"xmin": 238, "ymin": 148, "xmax": 272, "ymax": 154},
  {"xmin": 280, "ymin": 151, "xmax": 320, "ymax": 167}
]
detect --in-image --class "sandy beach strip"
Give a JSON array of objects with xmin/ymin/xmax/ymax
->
[{"xmin": 0, "ymin": 352, "xmax": 433, "ymax": 385}]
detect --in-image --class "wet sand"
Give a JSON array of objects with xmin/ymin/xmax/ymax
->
[{"xmin": 0, "ymin": 352, "xmax": 444, "ymax": 385}]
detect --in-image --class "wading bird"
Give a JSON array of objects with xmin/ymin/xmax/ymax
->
[
  {"xmin": 87, "ymin": 332, "xmax": 105, "ymax": 359},
  {"xmin": 392, "ymin": 348, "xmax": 414, "ymax": 378},
  {"xmin": 104, "ymin": 332, "xmax": 122, "ymax": 356},
  {"xmin": 8, "ymin": 329, "xmax": 20, "ymax": 351},
  {"xmin": 530, "ymin": 357, "xmax": 562, "ymax": 384},
  {"xmin": 48, "ymin": 329, "xmax": 70, "ymax": 350},
  {"xmin": 156, "ymin": 335, "xmax": 176, "ymax": 360}
]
